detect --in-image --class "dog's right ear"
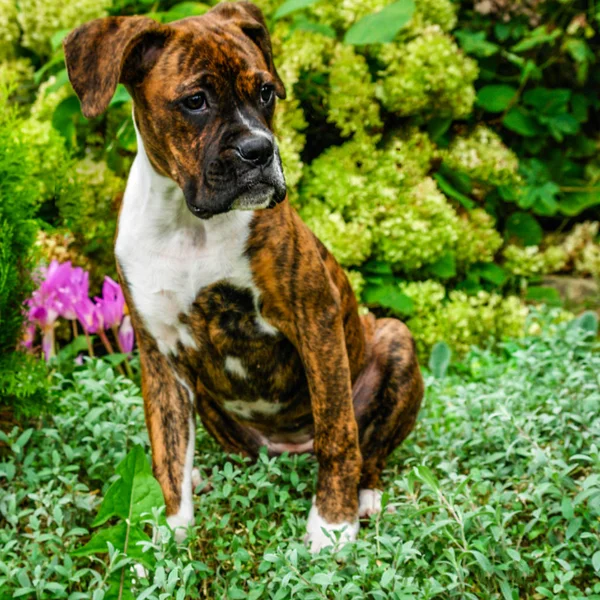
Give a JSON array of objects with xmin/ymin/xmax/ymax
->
[{"xmin": 63, "ymin": 16, "xmax": 168, "ymax": 119}]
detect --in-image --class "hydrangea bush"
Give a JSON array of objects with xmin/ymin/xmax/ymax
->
[{"xmin": 1, "ymin": 0, "xmax": 599, "ymax": 365}]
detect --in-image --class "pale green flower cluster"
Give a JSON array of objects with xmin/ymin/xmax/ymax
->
[
  {"xmin": 503, "ymin": 244, "xmax": 568, "ymax": 277},
  {"xmin": 31, "ymin": 77, "xmax": 71, "ymax": 121},
  {"xmin": 17, "ymin": 0, "xmax": 111, "ymax": 56},
  {"xmin": 0, "ymin": 0, "xmax": 19, "ymax": 59},
  {"xmin": 0, "ymin": 58, "xmax": 34, "ymax": 89},
  {"xmin": 327, "ymin": 44, "xmax": 382, "ymax": 139},
  {"xmin": 300, "ymin": 199, "xmax": 373, "ymax": 267},
  {"xmin": 503, "ymin": 222, "xmax": 600, "ymax": 278},
  {"xmin": 374, "ymin": 177, "xmax": 461, "ymax": 270},
  {"xmin": 376, "ymin": 26, "xmax": 478, "ymax": 118},
  {"xmin": 274, "ymin": 97, "xmax": 306, "ymax": 194},
  {"xmin": 455, "ymin": 209, "xmax": 503, "ymax": 266},
  {"xmin": 443, "ymin": 125, "xmax": 522, "ymax": 187},
  {"xmin": 409, "ymin": 0, "xmax": 457, "ymax": 33},
  {"xmin": 401, "ymin": 281, "xmax": 528, "ymax": 357},
  {"xmin": 311, "ymin": 0, "xmax": 389, "ymax": 32}
]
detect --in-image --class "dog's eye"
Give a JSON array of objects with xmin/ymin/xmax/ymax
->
[
  {"xmin": 260, "ymin": 84, "xmax": 274, "ymax": 105},
  {"xmin": 182, "ymin": 93, "xmax": 207, "ymax": 112}
]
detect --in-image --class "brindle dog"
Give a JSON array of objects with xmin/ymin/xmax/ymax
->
[{"xmin": 64, "ymin": 1, "xmax": 424, "ymax": 551}]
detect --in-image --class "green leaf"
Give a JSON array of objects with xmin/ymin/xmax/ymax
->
[
  {"xmin": 434, "ymin": 173, "xmax": 475, "ymax": 210},
  {"xmin": 273, "ymin": 0, "xmax": 320, "ymax": 20},
  {"xmin": 108, "ymin": 84, "xmax": 131, "ymax": 108},
  {"xmin": 477, "ymin": 85, "xmax": 517, "ymax": 113},
  {"xmin": 92, "ymin": 445, "xmax": 164, "ymax": 527},
  {"xmin": 565, "ymin": 517, "xmax": 582, "ymax": 539},
  {"xmin": 474, "ymin": 263, "xmax": 507, "ymax": 286},
  {"xmin": 572, "ymin": 311, "xmax": 599, "ymax": 337},
  {"xmin": 428, "ymin": 253, "xmax": 456, "ymax": 280},
  {"xmin": 52, "ymin": 96, "xmax": 81, "ymax": 145},
  {"xmin": 526, "ymin": 286, "xmax": 561, "ymax": 306},
  {"xmin": 344, "ymin": 0, "xmax": 415, "ymax": 45},
  {"xmin": 503, "ymin": 107, "xmax": 540, "ymax": 137},
  {"xmin": 50, "ymin": 29, "xmax": 71, "ymax": 51},
  {"xmin": 414, "ymin": 466, "xmax": 440, "ymax": 490},
  {"xmin": 289, "ymin": 15, "xmax": 336, "ymax": 37},
  {"xmin": 559, "ymin": 191, "xmax": 600, "ymax": 216},
  {"xmin": 522, "ymin": 88, "xmax": 570, "ymax": 115},
  {"xmin": 505, "ymin": 212, "xmax": 543, "ymax": 246},
  {"xmin": 362, "ymin": 260, "xmax": 394, "ymax": 275},
  {"xmin": 161, "ymin": 2, "xmax": 210, "ymax": 22},
  {"xmin": 454, "ymin": 30, "xmax": 499, "ymax": 57},
  {"xmin": 592, "ymin": 551, "xmax": 600, "ymax": 573},
  {"xmin": 428, "ymin": 342, "xmax": 451, "ymax": 379},
  {"xmin": 363, "ymin": 282, "xmax": 413, "ymax": 315},
  {"xmin": 72, "ymin": 522, "xmax": 154, "ymax": 568},
  {"xmin": 511, "ymin": 25, "xmax": 560, "ymax": 52},
  {"xmin": 471, "ymin": 550, "xmax": 494, "ymax": 575}
]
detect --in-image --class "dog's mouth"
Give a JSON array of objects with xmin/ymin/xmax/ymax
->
[{"xmin": 186, "ymin": 180, "xmax": 285, "ymax": 219}]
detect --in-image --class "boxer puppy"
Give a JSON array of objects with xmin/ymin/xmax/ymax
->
[{"xmin": 63, "ymin": 1, "xmax": 424, "ymax": 552}]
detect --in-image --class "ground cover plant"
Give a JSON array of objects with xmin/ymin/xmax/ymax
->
[{"xmin": 1, "ymin": 314, "xmax": 599, "ymax": 599}]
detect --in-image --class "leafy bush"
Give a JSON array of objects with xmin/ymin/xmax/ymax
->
[
  {"xmin": 0, "ymin": 316, "xmax": 599, "ymax": 597},
  {"xmin": 0, "ymin": 83, "xmax": 50, "ymax": 417}
]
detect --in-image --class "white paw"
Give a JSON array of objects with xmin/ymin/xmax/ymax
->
[
  {"xmin": 191, "ymin": 467, "xmax": 212, "ymax": 493},
  {"xmin": 167, "ymin": 512, "xmax": 194, "ymax": 543},
  {"xmin": 304, "ymin": 497, "xmax": 359, "ymax": 553},
  {"xmin": 358, "ymin": 489, "xmax": 382, "ymax": 517}
]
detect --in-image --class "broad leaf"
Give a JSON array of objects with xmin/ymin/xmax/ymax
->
[
  {"xmin": 473, "ymin": 263, "xmax": 507, "ymax": 286},
  {"xmin": 477, "ymin": 85, "xmax": 517, "ymax": 113},
  {"xmin": 505, "ymin": 212, "xmax": 543, "ymax": 246},
  {"xmin": 434, "ymin": 173, "xmax": 475, "ymax": 210},
  {"xmin": 72, "ymin": 522, "xmax": 154, "ymax": 569},
  {"xmin": 363, "ymin": 282, "xmax": 413, "ymax": 314},
  {"xmin": 92, "ymin": 445, "xmax": 164, "ymax": 527},
  {"xmin": 344, "ymin": 0, "xmax": 415, "ymax": 45},
  {"xmin": 526, "ymin": 286, "xmax": 561, "ymax": 306},
  {"xmin": 428, "ymin": 342, "xmax": 451, "ymax": 379},
  {"xmin": 503, "ymin": 107, "xmax": 540, "ymax": 137},
  {"xmin": 454, "ymin": 30, "xmax": 499, "ymax": 57},
  {"xmin": 274, "ymin": 0, "xmax": 321, "ymax": 20},
  {"xmin": 428, "ymin": 253, "xmax": 456, "ymax": 280}
]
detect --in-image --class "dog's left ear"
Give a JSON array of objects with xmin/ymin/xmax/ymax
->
[{"xmin": 212, "ymin": 1, "xmax": 286, "ymax": 99}]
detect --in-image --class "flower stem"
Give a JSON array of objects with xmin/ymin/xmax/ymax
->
[
  {"xmin": 99, "ymin": 329, "xmax": 125, "ymax": 376},
  {"xmin": 112, "ymin": 326, "xmax": 134, "ymax": 380}
]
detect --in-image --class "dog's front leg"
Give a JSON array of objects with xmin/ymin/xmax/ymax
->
[
  {"xmin": 139, "ymin": 345, "xmax": 196, "ymax": 542},
  {"xmin": 300, "ymin": 308, "xmax": 362, "ymax": 552}
]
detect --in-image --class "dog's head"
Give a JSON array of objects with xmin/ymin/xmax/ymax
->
[{"xmin": 64, "ymin": 1, "xmax": 287, "ymax": 219}]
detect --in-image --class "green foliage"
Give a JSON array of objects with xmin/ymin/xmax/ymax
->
[
  {"xmin": 0, "ymin": 84, "xmax": 50, "ymax": 415},
  {"xmin": 1, "ymin": 320, "xmax": 599, "ymax": 597}
]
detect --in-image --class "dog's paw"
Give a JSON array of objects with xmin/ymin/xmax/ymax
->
[
  {"xmin": 358, "ymin": 489, "xmax": 395, "ymax": 517},
  {"xmin": 304, "ymin": 497, "xmax": 359, "ymax": 553},
  {"xmin": 167, "ymin": 513, "xmax": 195, "ymax": 543},
  {"xmin": 191, "ymin": 467, "xmax": 212, "ymax": 494},
  {"xmin": 358, "ymin": 489, "xmax": 382, "ymax": 517}
]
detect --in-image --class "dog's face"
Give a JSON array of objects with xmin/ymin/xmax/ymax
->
[{"xmin": 64, "ymin": 2, "xmax": 287, "ymax": 219}]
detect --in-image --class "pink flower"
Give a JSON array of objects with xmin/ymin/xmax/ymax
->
[
  {"xmin": 118, "ymin": 315, "xmax": 135, "ymax": 354},
  {"xmin": 95, "ymin": 277, "xmax": 125, "ymax": 330},
  {"xmin": 75, "ymin": 297, "xmax": 102, "ymax": 334}
]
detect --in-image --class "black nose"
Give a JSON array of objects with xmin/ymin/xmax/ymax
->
[{"xmin": 236, "ymin": 135, "xmax": 273, "ymax": 167}]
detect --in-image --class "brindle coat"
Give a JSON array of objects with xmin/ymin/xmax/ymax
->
[{"xmin": 64, "ymin": 1, "xmax": 424, "ymax": 538}]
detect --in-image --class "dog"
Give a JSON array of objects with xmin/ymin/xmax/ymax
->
[{"xmin": 64, "ymin": 1, "xmax": 424, "ymax": 552}]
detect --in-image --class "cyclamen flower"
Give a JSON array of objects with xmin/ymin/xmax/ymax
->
[
  {"xmin": 94, "ymin": 276, "xmax": 125, "ymax": 329},
  {"xmin": 75, "ymin": 297, "xmax": 102, "ymax": 334},
  {"xmin": 118, "ymin": 315, "xmax": 135, "ymax": 354}
]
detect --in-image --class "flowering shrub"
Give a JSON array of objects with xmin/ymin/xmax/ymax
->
[
  {"xmin": 0, "ymin": 0, "xmax": 598, "ymax": 369},
  {"xmin": 26, "ymin": 261, "xmax": 135, "ymax": 368}
]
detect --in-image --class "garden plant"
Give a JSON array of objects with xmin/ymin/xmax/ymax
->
[{"xmin": 0, "ymin": 0, "xmax": 599, "ymax": 597}]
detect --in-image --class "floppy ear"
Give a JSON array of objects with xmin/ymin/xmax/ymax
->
[
  {"xmin": 63, "ymin": 16, "xmax": 168, "ymax": 119},
  {"xmin": 212, "ymin": 1, "xmax": 286, "ymax": 99}
]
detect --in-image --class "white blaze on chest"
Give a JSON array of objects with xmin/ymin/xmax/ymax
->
[{"xmin": 115, "ymin": 131, "xmax": 276, "ymax": 356}]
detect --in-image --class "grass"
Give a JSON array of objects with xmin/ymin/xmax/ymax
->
[{"xmin": 0, "ymin": 313, "xmax": 599, "ymax": 599}]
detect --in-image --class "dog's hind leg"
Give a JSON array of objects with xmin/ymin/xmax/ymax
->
[{"xmin": 352, "ymin": 316, "xmax": 424, "ymax": 516}]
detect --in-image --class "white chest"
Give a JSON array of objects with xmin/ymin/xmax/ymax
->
[{"xmin": 115, "ymin": 141, "xmax": 275, "ymax": 356}]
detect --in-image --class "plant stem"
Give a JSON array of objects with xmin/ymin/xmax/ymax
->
[
  {"xmin": 112, "ymin": 326, "xmax": 134, "ymax": 380},
  {"xmin": 99, "ymin": 329, "xmax": 125, "ymax": 376}
]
